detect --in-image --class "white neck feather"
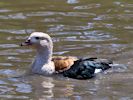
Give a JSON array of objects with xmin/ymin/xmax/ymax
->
[{"xmin": 31, "ymin": 43, "xmax": 55, "ymax": 75}]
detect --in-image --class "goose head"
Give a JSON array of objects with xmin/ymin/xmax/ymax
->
[{"xmin": 21, "ymin": 32, "xmax": 53, "ymax": 49}]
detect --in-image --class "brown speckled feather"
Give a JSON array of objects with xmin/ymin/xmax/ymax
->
[{"xmin": 52, "ymin": 56, "xmax": 78, "ymax": 72}]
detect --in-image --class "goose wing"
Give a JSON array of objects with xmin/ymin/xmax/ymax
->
[
  {"xmin": 52, "ymin": 56, "xmax": 78, "ymax": 72},
  {"xmin": 62, "ymin": 57, "xmax": 112, "ymax": 79}
]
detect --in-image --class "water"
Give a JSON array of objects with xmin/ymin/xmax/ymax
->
[{"xmin": 0, "ymin": 0, "xmax": 133, "ymax": 99}]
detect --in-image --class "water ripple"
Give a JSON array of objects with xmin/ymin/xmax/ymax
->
[
  {"xmin": 8, "ymin": 13, "xmax": 27, "ymax": 19},
  {"xmin": 48, "ymin": 24, "xmax": 95, "ymax": 32},
  {"xmin": 0, "ymin": 95, "xmax": 29, "ymax": 99},
  {"xmin": 0, "ymin": 63, "xmax": 12, "ymax": 67},
  {"xmin": 13, "ymin": 83, "xmax": 32, "ymax": 93},
  {"xmin": 27, "ymin": 11, "xmax": 95, "ymax": 17},
  {"xmin": 0, "ymin": 80, "xmax": 8, "ymax": 85},
  {"xmin": 0, "ymin": 44, "xmax": 18, "ymax": 48},
  {"xmin": 0, "ymin": 86, "xmax": 13, "ymax": 94},
  {"xmin": 67, "ymin": 0, "xmax": 79, "ymax": 4},
  {"xmin": 0, "ymin": 9, "xmax": 11, "ymax": 13},
  {"xmin": 0, "ymin": 29, "xmax": 32, "ymax": 34},
  {"xmin": 0, "ymin": 69, "xmax": 16, "ymax": 76},
  {"xmin": 81, "ymin": 31, "xmax": 117, "ymax": 41},
  {"xmin": 74, "ymin": 4, "xmax": 101, "ymax": 10},
  {"xmin": 0, "ymin": 13, "xmax": 27, "ymax": 20}
]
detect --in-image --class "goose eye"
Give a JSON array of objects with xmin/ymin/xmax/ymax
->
[{"xmin": 35, "ymin": 37, "xmax": 40, "ymax": 40}]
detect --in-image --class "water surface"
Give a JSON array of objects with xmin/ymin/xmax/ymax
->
[{"xmin": 0, "ymin": 0, "xmax": 133, "ymax": 99}]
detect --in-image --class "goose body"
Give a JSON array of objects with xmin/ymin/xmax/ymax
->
[{"xmin": 21, "ymin": 32, "xmax": 112, "ymax": 79}]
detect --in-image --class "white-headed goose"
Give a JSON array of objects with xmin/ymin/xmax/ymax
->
[{"xmin": 21, "ymin": 32, "xmax": 112, "ymax": 79}]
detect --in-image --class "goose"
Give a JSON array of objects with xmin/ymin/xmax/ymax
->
[{"xmin": 21, "ymin": 32, "xmax": 112, "ymax": 79}]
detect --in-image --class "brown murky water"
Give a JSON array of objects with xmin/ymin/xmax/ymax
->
[{"xmin": 0, "ymin": 0, "xmax": 133, "ymax": 99}]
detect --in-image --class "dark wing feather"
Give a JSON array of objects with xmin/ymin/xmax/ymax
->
[{"xmin": 62, "ymin": 57, "xmax": 112, "ymax": 79}]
